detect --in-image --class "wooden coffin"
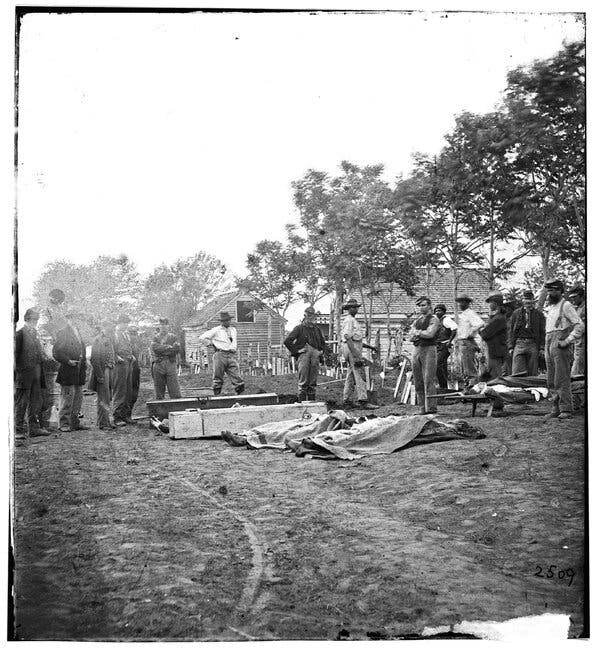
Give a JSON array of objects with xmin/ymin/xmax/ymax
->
[{"xmin": 168, "ymin": 401, "xmax": 328, "ymax": 440}]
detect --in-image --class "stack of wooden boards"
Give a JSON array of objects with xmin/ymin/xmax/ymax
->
[{"xmin": 393, "ymin": 359, "xmax": 417, "ymax": 405}]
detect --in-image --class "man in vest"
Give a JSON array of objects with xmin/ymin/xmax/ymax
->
[
  {"xmin": 543, "ymin": 279, "xmax": 584, "ymax": 419},
  {"xmin": 15, "ymin": 308, "xmax": 51, "ymax": 445},
  {"xmin": 151, "ymin": 318, "xmax": 183, "ymax": 400},
  {"xmin": 284, "ymin": 306, "xmax": 328, "ymax": 402},
  {"xmin": 508, "ymin": 289, "xmax": 546, "ymax": 376},
  {"xmin": 433, "ymin": 304, "xmax": 457, "ymax": 390},
  {"xmin": 52, "ymin": 313, "xmax": 88, "ymax": 432},
  {"xmin": 200, "ymin": 311, "xmax": 245, "ymax": 396},
  {"xmin": 567, "ymin": 286, "xmax": 585, "ymax": 376},
  {"xmin": 479, "ymin": 292, "xmax": 508, "ymax": 381},
  {"xmin": 408, "ymin": 297, "xmax": 440, "ymax": 414},
  {"xmin": 341, "ymin": 298, "xmax": 378, "ymax": 410},
  {"xmin": 455, "ymin": 293, "xmax": 484, "ymax": 388}
]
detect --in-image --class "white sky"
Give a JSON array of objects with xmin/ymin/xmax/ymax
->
[{"xmin": 16, "ymin": 10, "xmax": 584, "ymax": 323}]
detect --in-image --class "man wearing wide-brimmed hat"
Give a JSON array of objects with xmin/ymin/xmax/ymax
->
[
  {"xmin": 543, "ymin": 279, "xmax": 584, "ymax": 419},
  {"xmin": 508, "ymin": 289, "xmax": 545, "ymax": 376},
  {"xmin": 201, "ymin": 311, "xmax": 245, "ymax": 396},
  {"xmin": 340, "ymin": 298, "xmax": 378, "ymax": 409},
  {"xmin": 479, "ymin": 291, "xmax": 508, "ymax": 381},
  {"xmin": 455, "ymin": 293, "xmax": 484, "ymax": 387},
  {"xmin": 151, "ymin": 317, "xmax": 182, "ymax": 400},
  {"xmin": 284, "ymin": 306, "xmax": 328, "ymax": 402},
  {"xmin": 408, "ymin": 297, "xmax": 440, "ymax": 414}
]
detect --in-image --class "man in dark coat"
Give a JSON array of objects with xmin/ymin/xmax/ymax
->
[
  {"xmin": 480, "ymin": 292, "xmax": 508, "ymax": 381},
  {"xmin": 128, "ymin": 324, "xmax": 142, "ymax": 417},
  {"xmin": 15, "ymin": 308, "xmax": 51, "ymax": 444},
  {"xmin": 151, "ymin": 318, "xmax": 183, "ymax": 399},
  {"xmin": 112, "ymin": 314, "xmax": 135, "ymax": 426},
  {"xmin": 89, "ymin": 319, "xmax": 116, "ymax": 429},
  {"xmin": 284, "ymin": 306, "xmax": 328, "ymax": 402},
  {"xmin": 408, "ymin": 297, "xmax": 440, "ymax": 414},
  {"xmin": 52, "ymin": 313, "xmax": 88, "ymax": 432},
  {"xmin": 508, "ymin": 289, "xmax": 545, "ymax": 376}
]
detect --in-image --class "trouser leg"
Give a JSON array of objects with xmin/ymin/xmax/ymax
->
[
  {"xmin": 59, "ymin": 385, "xmax": 75, "ymax": 429},
  {"xmin": 306, "ymin": 348, "xmax": 320, "ymax": 400},
  {"xmin": 571, "ymin": 343, "xmax": 585, "ymax": 376},
  {"xmin": 423, "ymin": 346, "xmax": 437, "ymax": 411},
  {"xmin": 436, "ymin": 345, "xmax": 449, "ymax": 389},
  {"xmin": 548, "ymin": 338, "xmax": 573, "ymax": 414},
  {"xmin": 113, "ymin": 361, "xmax": 131, "ymax": 421},
  {"xmin": 71, "ymin": 385, "xmax": 84, "ymax": 429},
  {"xmin": 459, "ymin": 340, "xmax": 477, "ymax": 385},
  {"xmin": 28, "ymin": 369, "xmax": 43, "ymax": 432},
  {"xmin": 97, "ymin": 368, "xmax": 112, "ymax": 427},
  {"xmin": 412, "ymin": 349, "xmax": 425, "ymax": 407},
  {"xmin": 213, "ymin": 352, "xmax": 226, "ymax": 394},
  {"xmin": 343, "ymin": 364, "xmax": 355, "ymax": 402},
  {"xmin": 164, "ymin": 360, "xmax": 182, "ymax": 399},
  {"xmin": 352, "ymin": 364, "xmax": 368, "ymax": 402},
  {"xmin": 224, "ymin": 354, "xmax": 245, "ymax": 393},
  {"xmin": 39, "ymin": 372, "xmax": 56, "ymax": 428},
  {"xmin": 297, "ymin": 350, "xmax": 310, "ymax": 400},
  {"xmin": 14, "ymin": 382, "xmax": 30, "ymax": 436},
  {"xmin": 152, "ymin": 362, "xmax": 167, "ymax": 400},
  {"xmin": 127, "ymin": 359, "xmax": 140, "ymax": 414}
]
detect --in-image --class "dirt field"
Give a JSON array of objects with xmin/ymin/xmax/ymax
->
[{"xmin": 11, "ymin": 370, "xmax": 587, "ymax": 640}]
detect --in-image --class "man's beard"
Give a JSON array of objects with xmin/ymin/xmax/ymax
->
[{"xmin": 547, "ymin": 294, "xmax": 561, "ymax": 304}]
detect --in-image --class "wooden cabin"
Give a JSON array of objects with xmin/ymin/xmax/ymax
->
[{"xmin": 182, "ymin": 289, "xmax": 287, "ymax": 371}]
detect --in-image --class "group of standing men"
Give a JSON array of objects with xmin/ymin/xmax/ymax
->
[
  {"xmin": 407, "ymin": 278, "xmax": 585, "ymax": 419},
  {"xmin": 14, "ymin": 286, "xmax": 187, "ymax": 444}
]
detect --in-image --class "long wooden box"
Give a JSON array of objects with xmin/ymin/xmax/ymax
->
[
  {"xmin": 147, "ymin": 392, "xmax": 279, "ymax": 420},
  {"xmin": 168, "ymin": 401, "xmax": 328, "ymax": 440}
]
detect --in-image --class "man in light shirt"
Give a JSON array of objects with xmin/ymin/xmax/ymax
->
[
  {"xmin": 201, "ymin": 311, "xmax": 245, "ymax": 396},
  {"xmin": 567, "ymin": 286, "xmax": 585, "ymax": 377},
  {"xmin": 455, "ymin": 293, "xmax": 485, "ymax": 388},
  {"xmin": 340, "ymin": 298, "xmax": 378, "ymax": 410},
  {"xmin": 544, "ymin": 279, "xmax": 584, "ymax": 419}
]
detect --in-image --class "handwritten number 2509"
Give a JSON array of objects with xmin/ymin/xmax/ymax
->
[{"xmin": 534, "ymin": 565, "xmax": 575, "ymax": 586}]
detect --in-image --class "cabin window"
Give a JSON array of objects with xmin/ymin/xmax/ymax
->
[{"xmin": 236, "ymin": 300, "xmax": 255, "ymax": 323}]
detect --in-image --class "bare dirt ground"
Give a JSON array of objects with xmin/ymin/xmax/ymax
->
[{"xmin": 11, "ymin": 369, "xmax": 587, "ymax": 640}]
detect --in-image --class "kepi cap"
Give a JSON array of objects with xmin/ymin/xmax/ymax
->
[
  {"xmin": 219, "ymin": 311, "xmax": 233, "ymax": 321},
  {"xmin": 485, "ymin": 291, "xmax": 504, "ymax": 305},
  {"xmin": 433, "ymin": 304, "xmax": 447, "ymax": 313},
  {"xmin": 415, "ymin": 296, "xmax": 430, "ymax": 306},
  {"xmin": 304, "ymin": 306, "xmax": 316, "ymax": 316},
  {"xmin": 24, "ymin": 308, "xmax": 40, "ymax": 321},
  {"xmin": 455, "ymin": 293, "xmax": 472, "ymax": 303}
]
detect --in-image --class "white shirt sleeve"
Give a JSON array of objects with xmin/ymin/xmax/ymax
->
[{"xmin": 443, "ymin": 316, "xmax": 458, "ymax": 331}]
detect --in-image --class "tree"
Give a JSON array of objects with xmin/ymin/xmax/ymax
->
[
  {"xmin": 33, "ymin": 254, "xmax": 142, "ymax": 322},
  {"xmin": 292, "ymin": 162, "xmax": 418, "ymax": 342},
  {"xmin": 500, "ymin": 40, "xmax": 585, "ymax": 302},
  {"xmin": 141, "ymin": 252, "xmax": 235, "ymax": 330},
  {"xmin": 239, "ymin": 239, "xmax": 299, "ymax": 318}
]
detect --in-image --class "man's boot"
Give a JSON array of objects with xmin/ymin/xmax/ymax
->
[
  {"xmin": 213, "ymin": 387, "xmax": 222, "ymax": 396},
  {"xmin": 298, "ymin": 390, "xmax": 308, "ymax": 403},
  {"xmin": 235, "ymin": 384, "xmax": 245, "ymax": 395}
]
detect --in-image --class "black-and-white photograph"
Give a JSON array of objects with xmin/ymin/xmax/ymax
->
[{"xmin": 8, "ymin": 2, "xmax": 588, "ymax": 642}]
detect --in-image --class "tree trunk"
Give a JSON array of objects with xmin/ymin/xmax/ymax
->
[
  {"xmin": 537, "ymin": 247, "xmax": 552, "ymax": 310},
  {"xmin": 489, "ymin": 204, "xmax": 495, "ymax": 290}
]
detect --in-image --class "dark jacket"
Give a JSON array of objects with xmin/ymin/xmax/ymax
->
[
  {"xmin": 480, "ymin": 313, "xmax": 508, "ymax": 360},
  {"xmin": 15, "ymin": 326, "xmax": 46, "ymax": 388},
  {"xmin": 53, "ymin": 324, "xmax": 87, "ymax": 386},
  {"xmin": 88, "ymin": 333, "xmax": 115, "ymax": 392},
  {"xmin": 284, "ymin": 321, "xmax": 327, "ymax": 358},
  {"xmin": 151, "ymin": 332, "xmax": 180, "ymax": 362},
  {"xmin": 508, "ymin": 307, "xmax": 546, "ymax": 350}
]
